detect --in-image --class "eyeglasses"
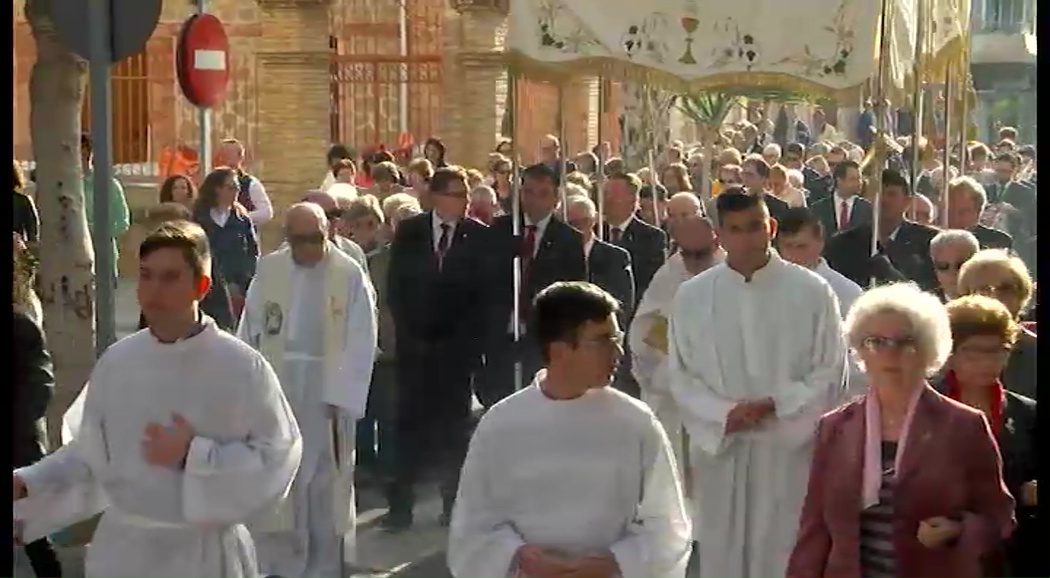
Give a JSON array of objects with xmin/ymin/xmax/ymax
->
[
  {"xmin": 325, "ymin": 209, "xmax": 344, "ymax": 220},
  {"xmin": 576, "ymin": 331, "xmax": 625, "ymax": 351},
  {"xmin": 973, "ymin": 282, "xmax": 1020, "ymax": 296},
  {"xmin": 934, "ymin": 261, "xmax": 967, "ymax": 272},
  {"xmin": 859, "ymin": 335, "xmax": 918, "ymax": 353},
  {"xmin": 287, "ymin": 232, "xmax": 326, "ymax": 246}
]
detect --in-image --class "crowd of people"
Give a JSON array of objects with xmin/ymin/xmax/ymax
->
[{"xmin": 11, "ymin": 106, "xmax": 1039, "ymax": 578}]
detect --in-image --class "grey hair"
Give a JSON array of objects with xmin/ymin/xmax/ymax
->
[
  {"xmin": 470, "ymin": 185, "xmax": 497, "ymax": 203},
  {"xmin": 948, "ymin": 175, "xmax": 988, "ymax": 213},
  {"xmin": 564, "ymin": 183, "xmax": 590, "ymax": 200},
  {"xmin": 567, "ymin": 195, "xmax": 597, "ymax": 218},
  {"xmin": 327, "ymin": 183, "xmax": 359, "ymax": 205},
  {"xmin": 785, "ymin": 168, "xmax": 805, "ymax": 188},
  {"xmin": 843, "ymin": 282, "xmax": 952, "ymax": 376},
  {"xmin": 929, "ymin": 165, "xmax": 959, "ymax": 182},
  {"xmin": 381, "ymin": 192, "xmax": 420, "ymax": 218},
  {"xmin": 762, "ymin": 143, "xmax": 781, "ymax": 157},
  {"xmin": 929, "ymin": 228, "xmax": 980, "ymax": 256}
]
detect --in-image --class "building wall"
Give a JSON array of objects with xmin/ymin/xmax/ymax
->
[{"xmin": 13, "ymin": 0, "xmax": 610, "ymax": 179}]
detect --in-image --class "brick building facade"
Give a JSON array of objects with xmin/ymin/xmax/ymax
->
[{"xmin": 13, "ymin": 0, "xmax": 621, "ymax": 205}]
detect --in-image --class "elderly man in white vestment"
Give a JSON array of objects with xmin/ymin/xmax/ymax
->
[
  {"xmin": 297, "ymin": 188, "xmax": 370, "ymax": 275},
  {"xmin": 631, "ymin": 215, "xmax": 722, "ymax": 476},
  {"xmin": 239, "ymin": 203, "xmax": 378, "ymax": 577},
  {"xmin": 13, "ymin": 221, "xmax": 302, "ymax": 577},
  {"xmin": 667, "ymin": 190, "xmax": 848, "ymax": 578},
  {"xmin": 449, "ymin": 282, "xmax": 691, "ymax": 578}
]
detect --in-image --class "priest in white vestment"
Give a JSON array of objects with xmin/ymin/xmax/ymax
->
[
  {"xmin": 13, "ymin": 220, "xmax": 302, "ymax": 577},
  {"xmin": 667, "ymin": 191, "xmax": 848, "ymax": 578},
  {"xmin": 449, "ymin": 281, "xmax": 691, "ymax": 578},
  {"xmin": 630, "ymin": 215, "xmax": 722, "ymax": 483},
  {"xmin": 239, "ymin": 203, "xmax": 378, "ymax": 577}
]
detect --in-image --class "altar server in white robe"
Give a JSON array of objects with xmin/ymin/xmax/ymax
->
[
  {"xmin": 449, "ymin": 282, "xmax": 691, "ymax": 578},
  {"xmin": 775, "ymin": 206, "xmax": 866, "ymax": 396},
  {"xmin": 13, "ymin": 220, "xmax": 302, "ymax": 577},
  {"xmin": 239, "ymin": 203, "xmax": 377, "ymax": 577},
  {"xmin": 667, "ymin": 190, "xmax": 848, "ymax": 578},
  {"xmin": 630, "ymin": 215, "xmax": 722, "ymax": 479}
]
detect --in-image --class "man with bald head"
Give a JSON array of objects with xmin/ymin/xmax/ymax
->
[
  {"xmin": 666, "ymin": 192, "xmax": 704, "ymax": 247},
  {"xmin": 239, "ymin": 202, "xmax": 378, "ymax": 577},
  {"xmin": 301, "ymin": 188, "xmax": 370, "ymax": 273},
  {"xmin": 565, "ymin": 195, "xmax": 635, "ymax": 334},
  {"xmin": 630, "ymin": 214, "xmax": 721, "ymax": 553}
]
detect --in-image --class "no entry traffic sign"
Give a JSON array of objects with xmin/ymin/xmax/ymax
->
[{"xmin": 176, "ymin": 14, "xmax": 231, "ymax": 109}]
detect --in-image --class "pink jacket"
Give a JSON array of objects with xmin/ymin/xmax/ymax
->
[{"xmin": 787, "ymin": 386, "xmax": 1016, "ymax": 577}]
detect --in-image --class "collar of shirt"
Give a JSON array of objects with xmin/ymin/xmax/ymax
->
[
  {"xmin": 610, "ymin": 215, "xmax": 633, "ymax": 234},
  {"xmin": 432, "ymin": 212, "xmax": 458, "ymax": 240},
  {"xmin": 524, "ymin": 212, "xmax": 552, "ymax": 237},
  {"xmin": 583, "ymin": 237, "xmax": 595, "ymax": 260},
  {"xmin": 210, "ymin": 207, "xmax": 231, "ymax": 226},
  {"xmin": 832, "ymin": 193, "xmax": 856, "ymax": 208}
]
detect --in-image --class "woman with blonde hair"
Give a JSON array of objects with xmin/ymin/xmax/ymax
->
[
  {"xmin": 957, "ymin": 249, "xmax": 1036, "ymax": 399},
  {"xmin": 937, "ymin": 295, "xmax": 1040, "ymax": 576},
  {"xmin": 788, "ymin": 283, "xmax": 1014, "ymax": 577},
  {"xmin": 661, "ymin": 162, "xmax": 693, "ymax": 194}
]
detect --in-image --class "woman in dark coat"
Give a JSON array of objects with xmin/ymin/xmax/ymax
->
[
  {"xmin": 937, "ymin": 295, "xmax": 1041, "ymax": 576},
  {"xmin": 13, "ymin": 309, "xmax": 62, "ymax": 577}
]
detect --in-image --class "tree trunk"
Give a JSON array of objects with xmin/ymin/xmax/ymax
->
[{"xmin": 26, "ymin": 0, "xmax": 94, "ymax": 449}]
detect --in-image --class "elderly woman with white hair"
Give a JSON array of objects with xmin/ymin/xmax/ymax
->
[
  {"xmin": 929, "ymin": 228, "xmax": 981, "ymax": 301},
  {"xmin": 957, "ymin": 249, "xmax": 1037, "ymax": 399},
  {"xmin": 787, "ymin": 283, "xmax": 1015, "ymax": 578}
]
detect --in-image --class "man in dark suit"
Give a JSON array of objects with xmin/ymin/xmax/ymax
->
[
  {"xmin": 945, "ymin": 175, "xmax": 1013, "ymax": 250},
  {"xmin": 809, "ymin": 160, "xmax": 873, "ymax": 239},
  {"xmin": 385, "ymin": 166, "xmax": 494, "ymax": 530},
  {"xmin": 826, "ymin": 169, "xmax": 940, "ymax": 291},
  {"xmin": 988, "ymin": 151, "xmax": 1037, "ymax": 243},
  {"xmin": 480, "ymin": 163, "xmax": 587, "ymax": 408},
  {"xmin": 739, "ymin": 155, "xmax": 791, "ymax": 224},
  {"xmin": 566, "ymin": 195, "xmax": 635, "ymax": 330},
  {"xmin": 601, "ymin": 172, "xmax": 668, "ymax": 303}
]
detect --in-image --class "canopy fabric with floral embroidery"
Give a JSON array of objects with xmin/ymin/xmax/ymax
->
[{"xmin": 506, "ymin": 0, "xmax": 968, "ymax": 97}]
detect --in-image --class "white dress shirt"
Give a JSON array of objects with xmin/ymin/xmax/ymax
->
[
  {"xmin": 609, "ymin": 216, "xmax": 633, "ymax": 242},
  {"xmin": 240, "ymin": 174, "xmax": 274, "ymax": 225},
  {"xmin": 832, "ymin": 193, "xmax": 857, "ymax": 229}
]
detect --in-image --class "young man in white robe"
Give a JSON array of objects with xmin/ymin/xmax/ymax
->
[
  {"xmin": 448, "ymin": 281, "xmax": 692, "ymax": 578},
  {"xmin": 775, "ymin": 206, "xmax": 866, "ymax": 397},
  {"xmin": 13, "ymin": 220, "xmax": 303, "ymax": 577},
  {"xmin": 239, "ymin": 203, "xmax": 378, "ymax": 578},
  {"xmin": 667, "ymin": 189, "xmax": 848, "ymax": 578}
]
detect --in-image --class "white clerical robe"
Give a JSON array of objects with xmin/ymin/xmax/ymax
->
[
  {"xmin": 13, "ymin": 319, "xmax": 302, "ymax": 577},
  {"xmin": 238, "ymin": 247, "xmax": 377, "ymax": 577},
  {"xmin": 448, "ymin": 371, "xmax": 692, "ymax": 578},
  {"xmin": 814, "ymin": 258, "xmax": 867, "ymax": 398},
  {"xmin": 667, "ymin": 255, "xmax": 847, "ymax": 578},
  {"xmin": 629, "ymin": 253, "xmax": 694, "ymax": 478}
]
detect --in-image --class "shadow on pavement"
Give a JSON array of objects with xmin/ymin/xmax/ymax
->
[{"xmin": 387, "ymin": 550, "xmax": 450, "ymax": 578}]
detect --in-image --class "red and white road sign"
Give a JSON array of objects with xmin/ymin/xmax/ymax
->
[{"xmin": 176, "ymin": 13, "xmax": 230, "ymax": 109}]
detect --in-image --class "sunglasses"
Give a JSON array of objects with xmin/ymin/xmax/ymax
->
[
  {"xmin": 325, "ymin": 209, "xmax": 344, "ymax": 219},
  {"xmin": 287, "ymin": 232, "xmax": 326, "ymax": 246},
  {"xmin": 860, "ymin": 335, "xmax": 917, "ymax": 353}
]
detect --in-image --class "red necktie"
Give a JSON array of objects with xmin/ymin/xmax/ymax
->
[
  {"xmin": 838, "ymin": 200, "xmax": 850, "ymax": 229},
  {"xmin": 519, "ymin": 225, "xmax": 538, "ymax": 322}
]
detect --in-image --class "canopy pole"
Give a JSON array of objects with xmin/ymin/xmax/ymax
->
[
  {"xmin": 558, "ymin": 84, "xmax": 569, "ymax": 221},
  {"xmin": 956, "ymin": 41, "xmax": 972, "ymax": 175},
  {"xmin": 647, "ymin": 148, "xmax": 662, "ymax": 231},
  {"xmin": 907, "ymin": 0, "xmax": 928, "ymax": 220},
  {"xmin": 508, "ymin": 70, "xmax": 524, "ymax": 393},
  {"xmin": 940, "ymin": 63, "xmax": 954, "ymax": 228},
  {"xmin": 596, "ymin": 77, "xmax": 607, "ymax": 241},
  {"xmin": 869, "ymin": 0, "xmax": 894, "ymax": 288}
]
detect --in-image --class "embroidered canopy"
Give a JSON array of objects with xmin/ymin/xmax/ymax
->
[{"xmin": 506, "ymin": 0, "xmax": 969, "ymax": 97}]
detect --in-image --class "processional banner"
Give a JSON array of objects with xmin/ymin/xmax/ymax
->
[{"xmin": 507, "ymin": 0, "xmax": 966, "ymax": 96}]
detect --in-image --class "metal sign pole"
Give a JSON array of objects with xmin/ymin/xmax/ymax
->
[
  {"xmin": 197, "ymin": 0, "xmax": 213, "ymax": 176},
  {"xmin": 88, "ymin": 0, "xmax": 117, "ymax": 355}
]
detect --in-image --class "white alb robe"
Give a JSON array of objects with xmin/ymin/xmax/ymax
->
[
  {"xmin": 448, "ymin": 372, "xmax": 692, "ymax": 578},
  {"xmin": 13, "ymin": 319, "xmax": 302, "ymax": 577},
  {"xmin": 629, "ymin": 253, "xmax": 694, "ymax": 479},
  {"xmin": 238, "ymin": 247, "xmax": 377, "ymax": 577},
  {"xmin": 814, "ymin": 258, "xmax": 867, "ymax": 397},
  {"xmin": 667, "ymin": 255, "xmax": 847, "ymax": 577}
]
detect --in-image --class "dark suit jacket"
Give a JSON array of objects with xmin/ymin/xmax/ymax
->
[
  {"xmin": 787, "ymin": 387, "xmax": 1016, "ymax": 578},
  {"xmin": 1003, "ymin": 327, "xmax": 1037, "ymax": 400},
  {"xmin": 14, "ymin": 310, "xmax": 54, "ymax": 468},
  {"xmin": 988, "ymin": 180, "xmax": 1037, "ymax": 240},
  {"xmin": 929, "ymin": 379, "xmax": 1041, "ymax": 577},
  {"xmin": 13, "ymin": 191, "xmax": 39, "ymax": 244},
  {"xmin": 825, "ymin": 220, "xmax": 939, "ymax": 291},
  {"xmin": 602, "ymin": 217, "xmax": 666, "ymax": 307},
  {"xmin": 587, "ymin": 239, "xmax": 635, "ymax": 328},
  {"xmin": 810, "ymin": 195, "xmax": 873, "ymax": 238},
  {"xmin": 388, "ymin": 212, "xmax": 492, "ymax": 381},
  {"xmin": 970, "ymin": 223, "xmax": 1013, "ymax": 251},
  {"xmin": 802, "ymin": 167, "xmax": 834, "ymax": 204},
  {"xmin": 489, "ymin": 213, "xmax": 587, "ymax": 336}
]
